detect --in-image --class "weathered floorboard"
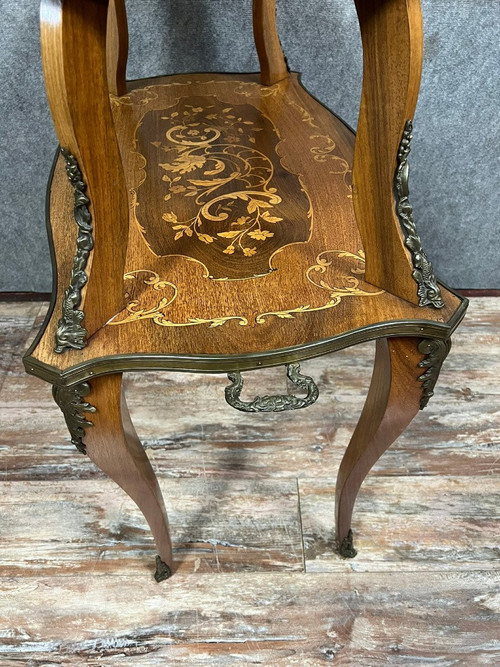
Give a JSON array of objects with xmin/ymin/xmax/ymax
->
[
  {"xmin": 0, "ymin": 572, "xmax": 498, "ymax": 665},
  {"xmin": 0, "ymin": 478, "xmax": 303, "ymax": 576},
  {"xmin": 300, "ymin": 476, "xmax": 500, "ymax": 572},
  {"xmin": 0, "ymin": 302, "xmax": 42, "ymax": 394}
]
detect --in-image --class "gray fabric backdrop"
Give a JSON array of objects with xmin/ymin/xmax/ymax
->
[{"xmin": 1, "ymin": 0, "xmax": 498, "ymax": 291}]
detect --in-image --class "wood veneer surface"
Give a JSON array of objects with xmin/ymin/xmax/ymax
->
[{"xmin": 31, "ymin": 74, "xmax": 460, "ymax": 373}]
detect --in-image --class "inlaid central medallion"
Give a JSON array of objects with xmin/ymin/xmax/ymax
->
[{"xmin": 134, "ymin": 96, "xmax": 312, "ymax": 280}]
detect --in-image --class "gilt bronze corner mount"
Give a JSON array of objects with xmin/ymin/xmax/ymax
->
[
  {"xmin": 395, "ymin": 121, "xmax": 444, "ymax": 310},
  {"xmin": 418, "ymin": 337, "xmax": 452, "ymax": 409},
  {"xmin": 52, "ymin": 381, "xmax": 96, "ymax": 454},
  {"xmin": 54, "ymin": 148, "xmax": 94, "ymax": 354}
]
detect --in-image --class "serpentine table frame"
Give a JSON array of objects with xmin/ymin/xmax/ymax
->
[{"xmin": 24, "ymin": 0, "xmax": 468, "ymax": 581}]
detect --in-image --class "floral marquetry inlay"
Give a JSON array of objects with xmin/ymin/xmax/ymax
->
[
  {"xmin": 110, "ymin": 270, "xmax": 249, "ymax": 329},
  {"xmin": 131, "ymin": 96, "xmax": 312, "ymax": 280},
  {"xmin": 310, "ymin": 135, "xmax": 352, "ymax": 197},
  {"xmin": 110, "ymin": 252, "xmax": 382, "ymax": 331},
  {"xmin": 256, "ymin": 250, "xmax": 382, "ymax": 323},
  {"xmin": 105, "ymin": 76, "xmax": 386, "ymax": 342}
]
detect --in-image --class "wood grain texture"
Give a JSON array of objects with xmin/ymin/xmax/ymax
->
[
  {"xmin": 253, "ymin": 0, "xmax": 289, "ymax": 85},
  {"xmin": 0, "ymin": 298, "xmax": 499, "ymax": 663},
  {"xmin": 127, "ymin": 92, "xmax": 312, "ymax": 280},
  {"xmin": 40, "ymin": 0, "xmax": 128, "ymax": 336},
  {"xmin": 0, "ymin": 478, "xmax": 303, "ymax": 576},
  {"xmin": 83, "ymin": 374, "xmax": 173, "ymax": 572},
  {"xmin": 302, "ymin": 476, "xmax": 500, "ymax": 572},
  {"xmin": 335, "ymin": 336, "xmax": 424, "ymax": 547},
  {"xmin": 0, "ymin": 573, "xmax": 498, "ymax": 664},
  {"xmin": 0, "ymin": 302, "xmax": 41, "ymax": 394},
  {"xmin": 353, "ymin": 0, "xmax": 424, "ymax": 303},
  {"xmin": 106, "ymin": 0, "xmax": 128, "ymax": 96},
  {"xmin": 29, "ymin": 72, "xmax": 461, "ymax": 376}
]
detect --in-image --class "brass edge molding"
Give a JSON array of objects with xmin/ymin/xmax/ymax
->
[
  {"xmin": 24, "ymin": 304, "xmax": 467, "ymax": 387},
  {"xmin": 52, "ymin": 382, "xmax": 96, "ymax": 454},
  {"xmin": 24, "ymin": 96, "xmax": 469, "ymax": 384},
  {"xmin": 54, "ymin": 149, "xmax": 94, "ymax": 354},
  {"xmin": 417, "ymin": 338, "xmax": 452, "ymax": 410},
  {"xmin": 24, "ymin": 152, "xmax": 465, "ymax": 385},
  {"xmin": 395, "ymin": 121, "xmax": 444, "ymax": 309},
  {"xmin": 225, "ymin": 363, "xmax": 319, "ymax": 412}
]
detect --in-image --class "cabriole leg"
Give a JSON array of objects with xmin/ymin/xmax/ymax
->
[
  {"xmin": 335, "ymin": 336, "xmax": 450, "ymax": 557},
  {"xmin": 53, "ymin": 373, "xmax": 173, "ymax": 581}
]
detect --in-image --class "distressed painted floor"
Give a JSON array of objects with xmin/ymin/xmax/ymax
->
[{"xmin": 0, "ymin": 298, "xmax": 499, "ymax": 665}]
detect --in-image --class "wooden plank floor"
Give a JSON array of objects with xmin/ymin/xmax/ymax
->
[{"xmin": 0, "ymin": 298, "xmax": 499, "ymax": 665}]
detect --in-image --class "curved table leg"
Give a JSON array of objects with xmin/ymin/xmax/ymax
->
[
  {"xmin": 335, "ymin": 336, "xmax": 448, "ymax": 557},
  {"xmin": 81, "ymin": 374, "xmax": 173, "ymax": 581}
]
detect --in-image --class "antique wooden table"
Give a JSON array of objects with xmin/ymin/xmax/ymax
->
[{"xmin": 24, "ymin": 0, "xmax": 467, "ymax": 581}]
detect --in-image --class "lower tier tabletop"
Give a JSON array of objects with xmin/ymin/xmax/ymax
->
[{"xmin": 28, "ymin": 73, "xmax": 464, "ymax": 379}]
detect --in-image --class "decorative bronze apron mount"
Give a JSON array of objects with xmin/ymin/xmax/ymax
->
[{"xmin": 225, "ymin": 362, "xmax": 319, "ymax": 412}]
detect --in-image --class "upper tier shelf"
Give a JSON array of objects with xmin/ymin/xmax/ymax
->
[{"xmin": 27, "ymin": 73, "xmax": 464, "ymax": 382}]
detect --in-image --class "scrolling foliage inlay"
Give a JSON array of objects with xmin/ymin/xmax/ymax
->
[
  {"xmin": 134, "ymin": 97, "xmax": 312, "ymax": 279},
  {"xmin": 395, "ymin": 121, "xmax": 444, "ymax": 309},
  {"xmin": 109, "ymin": 252, "xmax": 382, "ymax": 330},
  {"xmin": 54, "ymin": 149, "xmax": 94, "ymax": 353}
]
